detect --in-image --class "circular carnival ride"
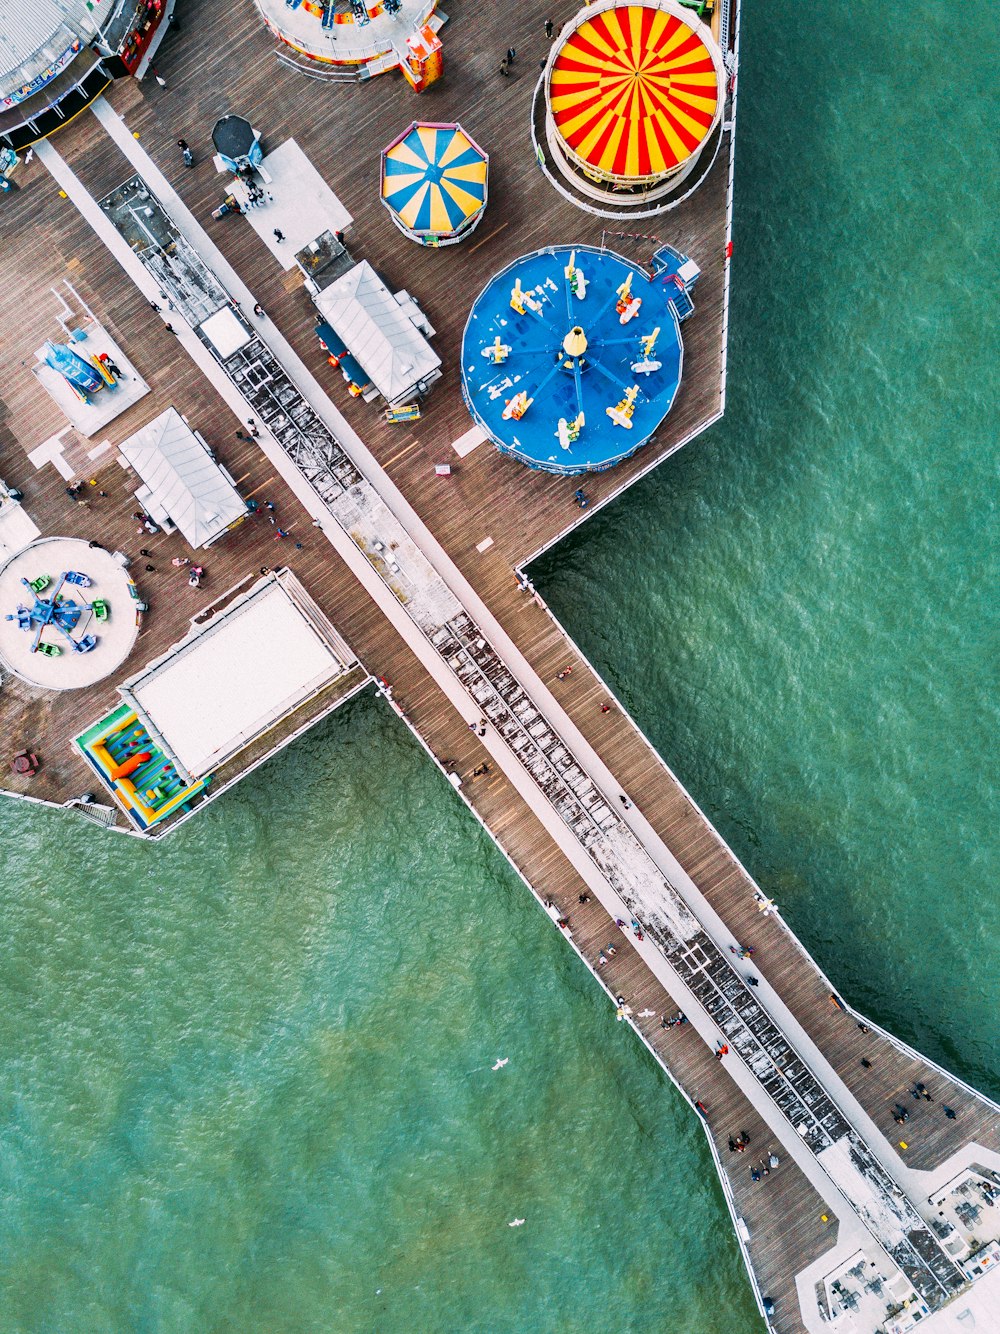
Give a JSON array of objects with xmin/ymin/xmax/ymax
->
[
  {"xmin": 381, "ymin": 122, "xmax": 488, "ymax": 246},
  {"xmin": 0, "ymin": 538, "xmax": 139, "ymax": 691},
  {"xmin": 544, "ymin": 0, "xmax": 724, "ymax": 202},
  {"xmin": 461, "ymin": 246, "xmax": 684, "ymax": 476}
]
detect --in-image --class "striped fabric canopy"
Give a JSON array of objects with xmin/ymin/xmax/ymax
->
[
  {"xmin": 549, "ymin": 3, "xmax": 720, "ymax": 181},
  {"xmin": 381, "ymin": 122, "xmax": 488, "ymax": 238}
]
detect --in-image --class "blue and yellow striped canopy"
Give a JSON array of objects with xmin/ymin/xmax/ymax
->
[{"xmin": 381, "ymin": 122, "xmax": 488, "ymax": 239}]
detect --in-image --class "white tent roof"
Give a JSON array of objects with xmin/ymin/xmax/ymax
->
[
  {"xmin": 120, "ymin": 407, "xmax": 246, "ymax": 549},
  {"xmin": 313, "ymin": 261, "xmax": 440, "ymax": 405},
  {"xmin": 123, "ymin": 578, "xmax": 346, "ymax": 777},
  {"xmin": 199, "ymin": 307, "xmax": 253, "ymax": 359}
]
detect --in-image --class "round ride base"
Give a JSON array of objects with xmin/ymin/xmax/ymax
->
[
  {"xmin": 461, "ymin": 246, "xmax": 684, "ymax": 477},
  {"xmin": 532, "ymin": 77, "xmax": 725, "ymax": 219},
  {"xmin": 0, "ymin": 537, "xmax": 140, "ymax": 691}
]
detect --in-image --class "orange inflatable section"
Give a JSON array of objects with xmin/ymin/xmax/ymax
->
[{"xmin": 107, "ymin": 751, "xmax": 151, "ymax": 780}]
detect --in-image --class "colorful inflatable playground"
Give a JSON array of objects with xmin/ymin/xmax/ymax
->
[
  {"xmin": 460, "ymin": 243, "xmax": 700, "ymax": 475},
  {"xmin": 75, "ymin": 703, "xmax": 208, "ymax": 833}
]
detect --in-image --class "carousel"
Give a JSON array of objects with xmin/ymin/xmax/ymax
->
[
  {"xmin": 251, "ymin": 0, "xmax": 444, "ymax": 91},
  {"xmin": 381, "ymin": 122, "xmax": 488, "ymax": 246},
  {"xmin": 542, "ymin": 0, "xmax": 725, "ymax": 208},
  {"xmin": 460, "ymin": 244, "xmax": 700, "ymax": 476}
]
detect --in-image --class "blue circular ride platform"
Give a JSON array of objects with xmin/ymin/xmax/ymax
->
[{"xmin": 461, "ymin": 245, "xmax": 684, "ymax": 476}]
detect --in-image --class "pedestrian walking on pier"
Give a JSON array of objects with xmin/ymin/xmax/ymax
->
[
  {"xmin": 273, "ymin": 228, "xmax": 286, "ymax": 243},
  {"xmin": 253, "ymin": 303, "xmax": 266, "ymax": 317},
  {"xmin": 544, "ymin": 17, "xmax": 554, "ymax": 38},
  {"xmin": 506, "ymin": 47, "xmax": 516, "ymax": 63},
  {"xmin": 557, "ymin": 665, "xmax": 573, "ymax": 680},
  {"xmin": 944, "ymin": 1106, "xmax": 957, "ymax": 1119},
  {"xmin": 164, "ymin": 323, "xmax": 177, "ymax": 334},
  {"xmin": 499, "ymin": 58, "xmax": 510, "ymax": 77},
  {"xmin": 177, "ymin": 139, "xmax": 194, "ymax": 167},
  {"xmin": 248, "ymin": 420, "xmax": 260, "ymax": 438}
]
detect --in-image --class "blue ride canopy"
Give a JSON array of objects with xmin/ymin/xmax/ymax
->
[
  {"xmin": 460, "ymin": 245, "xmax": 689, "ymax": 476},
  {"xmin": 43, "ymin": 341, "xmax": 104, "ymax": 394}
]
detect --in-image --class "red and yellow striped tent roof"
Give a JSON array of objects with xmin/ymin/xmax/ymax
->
[{"xmin": 549, "ymin": 2, "xmax": 721, "ymax": 182}]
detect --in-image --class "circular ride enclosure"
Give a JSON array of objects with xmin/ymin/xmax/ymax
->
[
  {"xmin": 0, "ymin": 537, "xmax": 139, "ymax": 691},
  {"xmin": 461, "ymin": 246, "xmax": 683, "ymax": 476},
  {"xmin": 546, "ymin": 0, "xmax": 723, "ymax": 189},
  {"xmin": 380, "ymin": 122, "xmax": 488, "ymax": 246}
]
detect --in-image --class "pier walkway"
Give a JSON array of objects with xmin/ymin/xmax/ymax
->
[{"xmin": 1, "ymin": 4, "xmax": 998, "ymax": 1327}]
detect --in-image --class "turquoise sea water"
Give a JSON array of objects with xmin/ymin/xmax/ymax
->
[{"xmin": 1, "ymin": 3, "xmax": 997, "ymax": 1331}]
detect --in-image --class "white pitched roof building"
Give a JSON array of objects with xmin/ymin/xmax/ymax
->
[
  {"xmin": 119, "ymin": 407, "xmax": 247, "ymax": 549},
  {"xmin": 313, "ymin": 261, "xmax": 441, "ymax": 406}
]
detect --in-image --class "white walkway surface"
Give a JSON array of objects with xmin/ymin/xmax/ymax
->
[
  {"xmin": 0, "ymin": 503, "xmax": 42, "ymax": 558},
  {"xmin": 27, "ymin": 429, "xmax": 76, "ymax": 480},
  {"xmin": 235, "ymin": 139, "xmax": 352, "ymax": 271}
]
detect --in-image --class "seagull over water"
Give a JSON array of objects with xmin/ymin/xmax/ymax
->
[
  {"xmin": 492, "ymin": 1058, "xmax": 510, "ymax": 1071},
  {"xmin": 508, "ymin": 1218, "xmax": 525, "ymax": 1228}
]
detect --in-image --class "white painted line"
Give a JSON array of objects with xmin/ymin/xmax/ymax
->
[
  {"xmin": 451, "ymin": 424, "xmax": 486, "ymax": 458},
  {"xmin": 87, "ymin": 440, "xmax": 112, "ymax": 460},
  {"xmin": 27, "ymin": 435, "xmax": 71, "ymax": 474},
  {"xmin": 475, "ymin": 536, "xmax": 494, "ymax": 553}
]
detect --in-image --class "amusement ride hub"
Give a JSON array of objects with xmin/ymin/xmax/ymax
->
[
  {"xmin": 543, "ymin": 0, "xmax": 725, "ymax": 207},
  {"xmin": 461, "ymin": 245, "xmax": 693, "ymax": 476},
  {"xmin": 0, "ymin": 538, "xmax": 140, "ymax": 691}
]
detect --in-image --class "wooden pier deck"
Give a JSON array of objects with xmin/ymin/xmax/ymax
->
[{"xmin": 1, "ymin": 1, "xmax": 998, "ymax": 1329}]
